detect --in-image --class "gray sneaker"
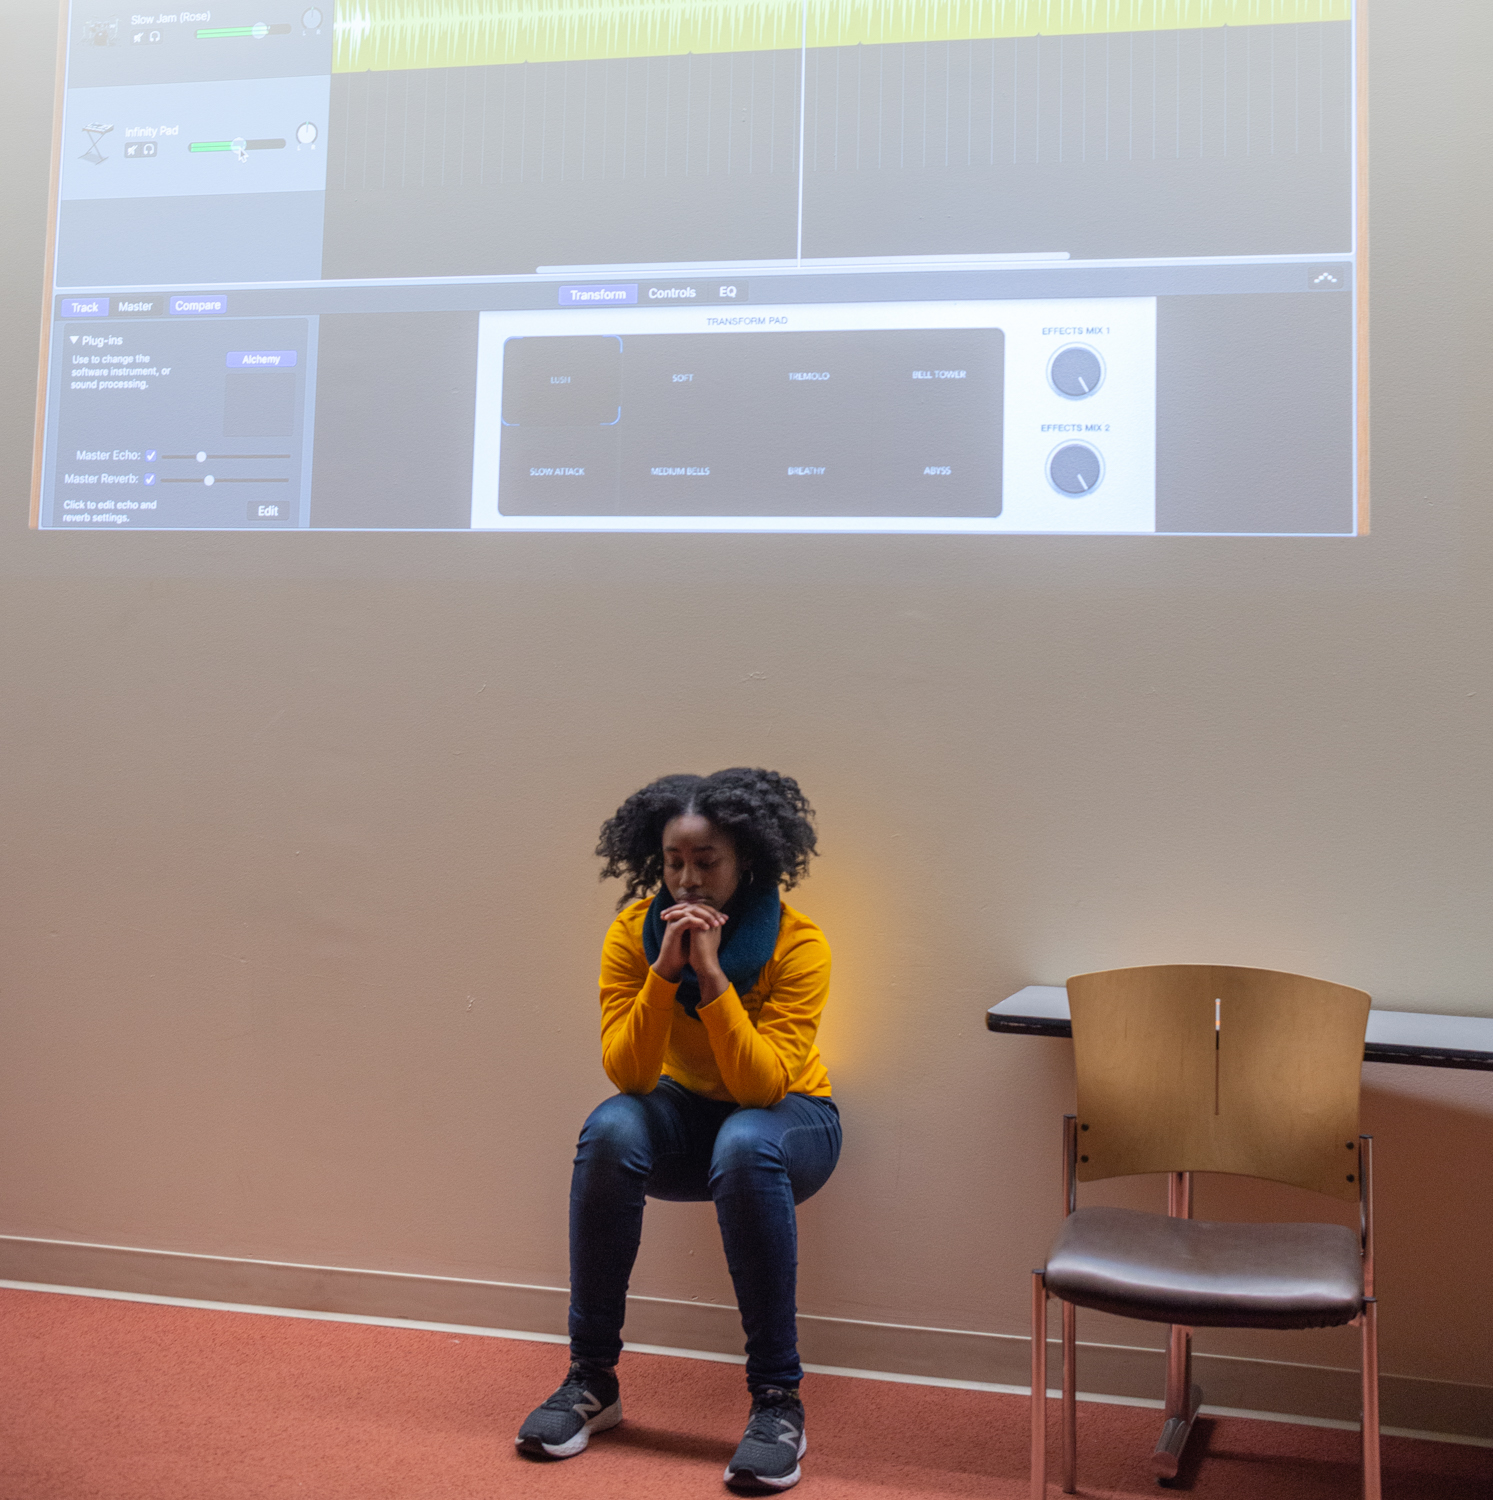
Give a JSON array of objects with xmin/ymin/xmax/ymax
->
[
  {"xmin": 724, "ymin": 1386, "xmax": 806, "ymax": 1491},
  {"xmin": 515, "ymin": 1361, "xmax": 622, "ymax": 1458}
]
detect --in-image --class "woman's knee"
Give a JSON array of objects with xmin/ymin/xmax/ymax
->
[
  {"xmin": 709, "ymin": 1111, "xmax": 785, "ymax": 1185},
  {"xmin": 711, "ymin": 1102, "xmax": 841, "ymax": 1204},
  {"xmin": 575, "ymin": 1093, "xmax": 654, "ymax": 1175}
]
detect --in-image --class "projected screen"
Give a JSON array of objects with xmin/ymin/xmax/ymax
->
[{"xmin": 33, "ymin": 1, "xmax": 1362, "ymax": 534}]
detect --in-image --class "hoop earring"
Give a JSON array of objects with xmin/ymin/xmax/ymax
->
[{"xmin": 742, "ymin": 868, "xmax": 755, "ymax": 887}]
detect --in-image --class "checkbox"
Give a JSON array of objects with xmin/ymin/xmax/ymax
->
[
  {"xmin": 145, "ymin": 449, "xmax": 157, "ymax": 461},
  {"xmin": 144, "ymin": 473, "xmax": 156, "ymax": 486}
]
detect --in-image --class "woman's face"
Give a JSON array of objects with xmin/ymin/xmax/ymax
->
[{"xmin": 661, "ymin": 813, "xmax": 742, "ymax": 909}]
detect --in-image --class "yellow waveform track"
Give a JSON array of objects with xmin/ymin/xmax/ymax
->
[
  {"xmin": 333, "ymin": 0, "xmax": 1353, "ymax": 75},
  {"xmin": 335, "ymin": 2, "xmax": 802, "ymax": 72},
  {"xmin": 809, "ymin": 1, "xmax": 1352, "ymax": 50}
]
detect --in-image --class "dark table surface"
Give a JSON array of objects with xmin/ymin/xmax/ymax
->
[{"xmin": 988, "ymin": 987, "xmax": 1493, "ymax": 1072}]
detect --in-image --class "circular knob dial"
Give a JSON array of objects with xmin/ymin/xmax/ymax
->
[
  {"xmin": 1048, "ymin": 344, "xmax": 1105, "ymax": 399},
  {"xmin": 296, "ymin": 121, "xmax": 319, "ymax": 146},
  {"xmin": 302, "ymin": 8, "xmax": 324, "ymax": 27},
  {"xmin": 1047, "ymin": 442, "xmax": 1104, "ymax": 496}
]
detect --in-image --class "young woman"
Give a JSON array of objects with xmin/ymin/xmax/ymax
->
[{"xmin": 516, "ymin": 768, "xmax": 840, "ymax": 1491}]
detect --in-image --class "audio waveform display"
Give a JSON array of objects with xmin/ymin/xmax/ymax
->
[
  {"xmin": 335, "ymin": 2, "xmax": 800, "ymax": 73},
  {"xmin": 333, "ymin": 0, "xmax": 1353, "ymax": 74},
  {"xmin": 810, "ymin": 0, "xmax": 1349, "ymax": 48}
]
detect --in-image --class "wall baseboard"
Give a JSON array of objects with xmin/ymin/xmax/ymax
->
[{"xmin": 3, "ymin": 1234, "xmax": 1487, "ymax": 1441}]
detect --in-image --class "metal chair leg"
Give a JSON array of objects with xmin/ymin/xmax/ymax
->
[
  {"xmin": 1361, "ymin": 1298, "xmax": 1381, "ymax": 1500},
  {"xmin": 1061, "ymin": 1299, "xmax": 1077, "ymax": 1493},
  {"xmin": 1358, "ymin": 1134, "xmax": 1380, "ymax": 1500},
  {"xmin": 1151, "ymin": 1172, "xmax": 1204, "ymax": 1482},
  {"xmin": 1031, "ymin": 1271, "xmax": 1047, "ymax": 1500},
  {"xmin": 1154, "ymin": 1322, "xmax": 1203, "ymax": 1481}
]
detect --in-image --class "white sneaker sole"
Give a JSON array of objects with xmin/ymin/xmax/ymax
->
[
  {"xmin": 724, "ymin": 1431, "xmax": 807, "ymax": 1490},
  {"xmin": 515, "ymin": 1399, "xmax": 623, "ymax": 1459}
]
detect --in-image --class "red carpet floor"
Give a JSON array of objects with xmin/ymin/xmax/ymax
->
[{"xmin": 1, "ymin": 1287, "xmax": 1487, "ymax": 1500}]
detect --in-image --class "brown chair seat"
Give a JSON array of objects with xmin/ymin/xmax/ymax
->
[{"xmin": 1044, "ymin": 1206, "xmax": 1363, "ymax": 1330}]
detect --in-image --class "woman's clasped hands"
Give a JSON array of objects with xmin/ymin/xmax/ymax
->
[{"xmin": 651, "ymin": 901, "xmax": 729, "ymax": 1004}]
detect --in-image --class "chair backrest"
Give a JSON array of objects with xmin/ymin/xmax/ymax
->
[{"xmin": 1067, "ymin": 964, "xmax": 1370, "ymax": 1201}]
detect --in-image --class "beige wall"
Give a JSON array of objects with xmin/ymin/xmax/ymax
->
[{"xmin": 2, "ymin": 0, "xmax": 1490, "ymax": 1436}]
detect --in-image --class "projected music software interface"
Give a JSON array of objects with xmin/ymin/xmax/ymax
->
[{"xmin": 35, "ymin": 2, "xmax": 1359, "ymax": 534}]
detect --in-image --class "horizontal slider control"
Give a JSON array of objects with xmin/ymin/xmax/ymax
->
[
  {"xmin": 196, "ymin": 23, "xmax": 292, "ymax": 37},
  {"xmin": 188, "ymin": 140, "xmax": 285, "ymax": 154},
  {"xmin": 189, "ymin": 139, "xmax": 286, "ymax": 153}
]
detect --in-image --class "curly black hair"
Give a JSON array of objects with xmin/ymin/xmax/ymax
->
[{"xmin": 597, "ymin": 768, "xmax": 818, "ymax": 907}]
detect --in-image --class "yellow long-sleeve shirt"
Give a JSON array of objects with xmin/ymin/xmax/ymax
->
[{"xmin": 598, "ymin": 896, "xmax": 832, "ymax": 1106}]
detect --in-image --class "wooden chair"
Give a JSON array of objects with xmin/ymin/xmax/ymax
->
[{"xmin": 1029, "ymin": 964, "xmax": 1379, "ymax": 1497}]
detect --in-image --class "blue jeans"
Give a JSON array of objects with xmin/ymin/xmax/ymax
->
[{"xmin": 568, "ymin": 1077, "xmax": 842, "ymax": 1390}]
